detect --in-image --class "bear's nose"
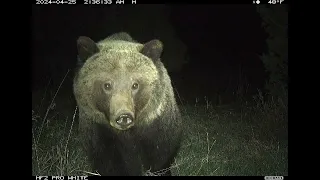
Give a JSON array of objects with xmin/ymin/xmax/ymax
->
[{"xmin": 116, "ymin": 113, "xmax": 134, "ymax": 127}]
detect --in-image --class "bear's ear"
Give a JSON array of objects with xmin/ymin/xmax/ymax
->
[
  {"xmin": 141, "ymin": 39, "xmax": 163, "ymax": 62},
  {"xmin": 77, "ymin": 36, "xmax": 99, "ymax": 64}
]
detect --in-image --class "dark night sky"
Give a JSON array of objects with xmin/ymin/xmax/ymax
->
[{"xmin": 32, "ymin": 5, "xmax": 268, "ymax": 105}]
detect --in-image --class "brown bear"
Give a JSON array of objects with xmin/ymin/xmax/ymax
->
[{"xmin": 73, "ymin": 32, "xmax": 183, "ymax": 176}]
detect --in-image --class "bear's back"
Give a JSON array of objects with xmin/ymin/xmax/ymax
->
[
  {"xmin": 98, "ymin": 40, "xmax": 143, "ymax": 54},
  {"xmin": 97, "ymin": 32, "xmax": 143, "ymax": 53}
]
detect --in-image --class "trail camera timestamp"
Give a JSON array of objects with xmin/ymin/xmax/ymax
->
[
  {"xmin": 84, "ymin": 0, "xmax": 137, "ymax": 4},
  {"xmin": 35, "ymin": 0, "xmax": 76, "ymax": 4},
  {"xmin": 84, "ymin": 0, "xmax": 112, "ymax": 4}
]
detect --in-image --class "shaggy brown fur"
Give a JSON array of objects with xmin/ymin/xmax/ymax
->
[{"xmin": 73, "ymin": 32, "xmax": 182, "ymax": 176}]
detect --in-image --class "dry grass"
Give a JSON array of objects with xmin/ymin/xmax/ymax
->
[{"xmin": 32, "ymin": 73, "xmax": 287, "ymax": 176}]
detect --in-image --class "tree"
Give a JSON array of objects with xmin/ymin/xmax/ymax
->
[{"xmin": 256, "ymin": 5, "xmax": 288, "ymax": 98}]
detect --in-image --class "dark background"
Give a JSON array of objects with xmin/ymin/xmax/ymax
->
[{"xmin": 32, "ymin": 5, "xmax": 268, "ymax": 106}]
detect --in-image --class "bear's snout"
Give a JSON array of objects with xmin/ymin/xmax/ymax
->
[{"xmin": 116, "ymin": 113, "xmax": 134, "ymax": 127}]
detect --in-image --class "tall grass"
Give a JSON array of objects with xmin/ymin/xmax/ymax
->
[
  {"xmin": 171, "ymin": 90, "xmax": 287, "ymax": 176},
  {"xmin": 32, "ymin": 77, "xmax": 287, "ymax": 176}
]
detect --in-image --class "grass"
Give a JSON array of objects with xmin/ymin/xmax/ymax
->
[
  {"xmin": 172, "ymin": 93, "xmax": 288, "ymax": 176},
  {"xmin": 32, "ymin": 85, "xmax": 288, "ymax": 176}
]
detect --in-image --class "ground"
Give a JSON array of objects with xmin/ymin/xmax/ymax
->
[{"xmin": 32, "ymin": 90, "xmax": 288, "ymax": 176}]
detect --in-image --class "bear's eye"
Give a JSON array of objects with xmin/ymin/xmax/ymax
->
[
  {"xmin": 132, "ymin": 82, "xmax": 139, "ymax": 90},
  {"xmin": 104, "ymin": 83, "xmax": 112, "ymax": 91}
]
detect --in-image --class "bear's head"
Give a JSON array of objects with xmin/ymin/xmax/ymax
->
[{"xmin": 74, "ymin": 36, "xmax": 165, "ymax": 131}]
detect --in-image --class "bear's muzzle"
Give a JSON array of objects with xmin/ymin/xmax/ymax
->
[{"xmin": 116, "ymin": 113, "xmax": 134, "ymax": 127}]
